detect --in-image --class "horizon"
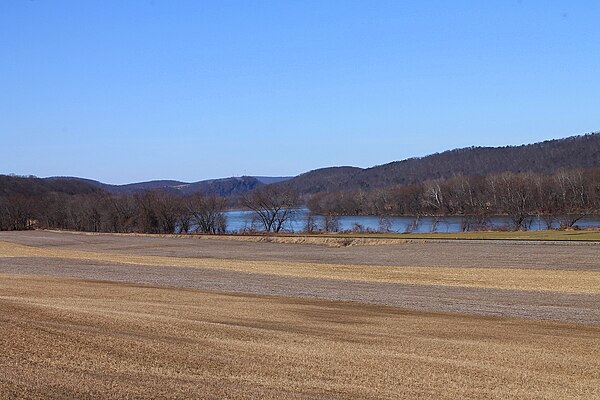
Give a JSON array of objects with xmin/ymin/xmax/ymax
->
[
  {"xmin": 10, "ymin": 130, "xmax": 595, "ymax": 185},
  {"xmin": 2, "ymin": 1, "xmax": 600, "ymax": 184}
]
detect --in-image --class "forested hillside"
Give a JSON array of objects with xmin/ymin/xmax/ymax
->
[
  {"xmin": 278, "ymin": 133, "xmax": 600, "ymax": 194},
  {"xmin": 47, "ymin": 176, "xmax": 267, "ymax": 197},
  {"xmin": 2, "ymin": 132, "xmax": 600, "ymax": 233},
  {"xmin": 0, "ymin": 175, "xmax": 102, "ymax": 197}
]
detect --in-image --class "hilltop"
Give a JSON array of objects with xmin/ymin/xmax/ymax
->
[
  {"xmin": 2, "ymin": 132, "xmax": 600, "ymax": 198},
  {"xmin": 277, "ymin": 132, "xmax": 600, "ymax": 194}
]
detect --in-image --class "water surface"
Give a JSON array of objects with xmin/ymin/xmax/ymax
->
[{"xmin": 223, "ymin": 208, "xmax": 600, "ymax": 233}]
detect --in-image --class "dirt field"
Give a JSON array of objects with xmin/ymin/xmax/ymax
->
[{"xmin": 1, "ymin": 230, "xmax": 599, "ymax": 398}]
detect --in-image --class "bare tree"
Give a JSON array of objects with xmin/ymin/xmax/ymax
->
[
  {"xmin": 187, "ymin": 194, "xmax": 227, "ymax": 234},
  {"xmin": 304, "ymin": 212, "xmax": 318, "ymax": 233},
  {"xmin": 492, "ymin": 172, "xmax": 533, "ymax": 230},
  {"xmin": 555, "ymin": 169, "xmax": 590, "ymax": 227},
  {"xmin": 404, "ymin": 215, "xmax": 421, "ymax": 233},
  {"xmin": 0, "ymin": 194, "xmax": 35, "ymax": 230},
  {"xmin": 107, "ymin": 195, "xmax": 137, "ymax": 232},
  {"xmin": 242, "ymin": 186, "xmax": 299, "ymax": 233},
  {"xmin": 133, "ymin": 191, "xmax": 161, "ymax": 233},
  {"xmin": 422, "ymin": 180, "xmax": 445, "ymax": 214},
  {"xmin": 378, "ymin": 215, "xmax": 392, "ymax": 232},
  {"xmin": 323, "ymin": 213, "xmax": 340, "ymax": 232},
  {"xmin": 531, "ymin": 175, "xmax": 557, "ymax": 229}
]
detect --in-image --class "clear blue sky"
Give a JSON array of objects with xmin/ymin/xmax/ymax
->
[{"xmin": 2, "ymin": 1, "xmax": 599, "ymax": 184}]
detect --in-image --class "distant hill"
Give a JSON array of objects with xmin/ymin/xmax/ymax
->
[
  {"xmin": 176, "ymin": 176, "xmax": 264, "ymax": 197},
  {"xmin": 4, "ymin": 133, "xmax": 600, "ymax": 199},
  {"xmin": 274, "ymin": 167, "xmax": 363, "ymax": 194},
  {"xmin": 277, "ymin": 132, "xmax": 600, "ymax": 194},
  {"xmin": 253, "ymin": 176, "xmax": 292, "ymax": 185},
  {"xmin": 0, "ymin": 175, "xmax": 102, "ymax": 197},
  {"xmin": 44, "ymin": 176, "xmax": 292, "ymax": 197}
]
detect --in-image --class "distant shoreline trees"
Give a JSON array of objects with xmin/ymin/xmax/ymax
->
[
  {"xmin": 307, "ymin": 168, "xmax": 600, "ymax": 230},
  {"xmin": 241, "ymin": 186, "xmax": 299, "ymax": 233},
  {"xmin": 1, "ymin": 167, "xmax": 600, "ymax": 233},
  {"xmin": 0, "ymin": 184, "xmax": 229, "ymax": 234}
]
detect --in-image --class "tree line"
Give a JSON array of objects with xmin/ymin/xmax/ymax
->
[
  {"xmin": 0, "ymin": 190, "xmax": 228, "ymax": 234},
  {"xmin": 278, "ymin": 133, "xmax": 600, "ymax": 195},
  {"xmin": 0, "ymin": 178, "xmax": 300, "ymax": 234},
  {"xmin": 307, "ymin": 168, "xmax": 600, "ymax": 230},
  {"xmin": 2, "ymin": 168, "xmax": 600, "ymax": 233}
]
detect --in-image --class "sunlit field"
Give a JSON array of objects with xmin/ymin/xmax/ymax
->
[{"xmin": 1, "ymin": 231, "xmax": 599, "ymax": 398}]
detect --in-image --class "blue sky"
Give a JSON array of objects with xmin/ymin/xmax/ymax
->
[{"xmin": 2, "ymin": 1, "xmax": 599, "ymax": 184}]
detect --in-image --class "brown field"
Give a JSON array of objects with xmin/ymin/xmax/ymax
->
[{"xmin": 1, "ymin": 230, "xmax": 599, "ymax": 399}]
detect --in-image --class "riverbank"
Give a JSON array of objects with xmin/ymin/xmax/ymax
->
[{"xmin": 34, "ymin": 227, "xmax": 600, "ymax": 244}]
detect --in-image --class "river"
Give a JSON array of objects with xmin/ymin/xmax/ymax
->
[{"xmin": 222, "ymin": 208, "xmax": 600, "ymax": 233}]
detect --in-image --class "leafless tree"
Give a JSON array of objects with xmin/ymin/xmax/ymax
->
[
  {"xmin": 304, "ymin": 212, "xmax": 318, "ymax": 233},
  {"xmin": 422, "ymin": 180, "xmax": 445, "ymax": 214},
  {"xmin": 187, "ymin": 194, "xmax": 227, "ymax": 234},
  {"xmin": 323, "ymin": 213, "xmax": 340, "ymax": 232},
  {"xmin": 107, "ymin": 195, "xmax": 137, "ymax": 232},
  {"xmin": 378, "ymin": 215, "xmax": 392, "ymax": 232},
  {"xmin": 0, "ymin": 194, "xmax": 35, "ymax": 230},
  {"xmin": 555, "ymin": 169, "xmax": 590, "ymax": 227},
  {"xmin": 242, "ymin": 186, "xmax": 299, "ymax": 233},
  {"xmin": 405, "ymin": 215, "xmax": 421, "ymax": 233},
  {"xmin": 490, "ymin": 173, "xmax": 533, "ymax": 230}
]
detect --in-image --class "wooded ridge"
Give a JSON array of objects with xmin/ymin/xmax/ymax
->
[{"xmin": 2, "ymin": 132, "xmax": 600, "ymax": 233}]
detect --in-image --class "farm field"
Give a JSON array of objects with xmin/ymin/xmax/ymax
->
[{"xmin": 1, "ymin": 230, "xmax": 599, "ymax": 399}]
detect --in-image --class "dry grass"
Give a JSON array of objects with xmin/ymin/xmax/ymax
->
[
  {"xmin": 39, "ymin": 230, "xmax": 404, "ymax": 247},
  {"xmin": 208, "ymin": 235, "xmax": 410, "ymax": 247},
  {"xmin": 2, "ymin": 232, "xmax": 599, "ymax": 398},
  {"xmin": 367, "ymin": 229, "xmax": 600, "ymax": 241},
  {"xmin": 1, "ymin": 274, "xmax": 599, "ymax": 399},
  {"xmin": 2, "ymin": 240, "xmax": 599, "ymax": 294},
  {"xmin": 51, "ymin": 229, "xmax": 472, "ymax": 248},
  {"xmin": 276, "ymin": 229, "xmax": 600, "ymax": 242},
  {"xmin": 41, "ymin": 227, "xmax": 600, "ymax": 243},
  {"xmin": 224, "ymin": 229, "xmax": 600, "ymax": 242}
]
